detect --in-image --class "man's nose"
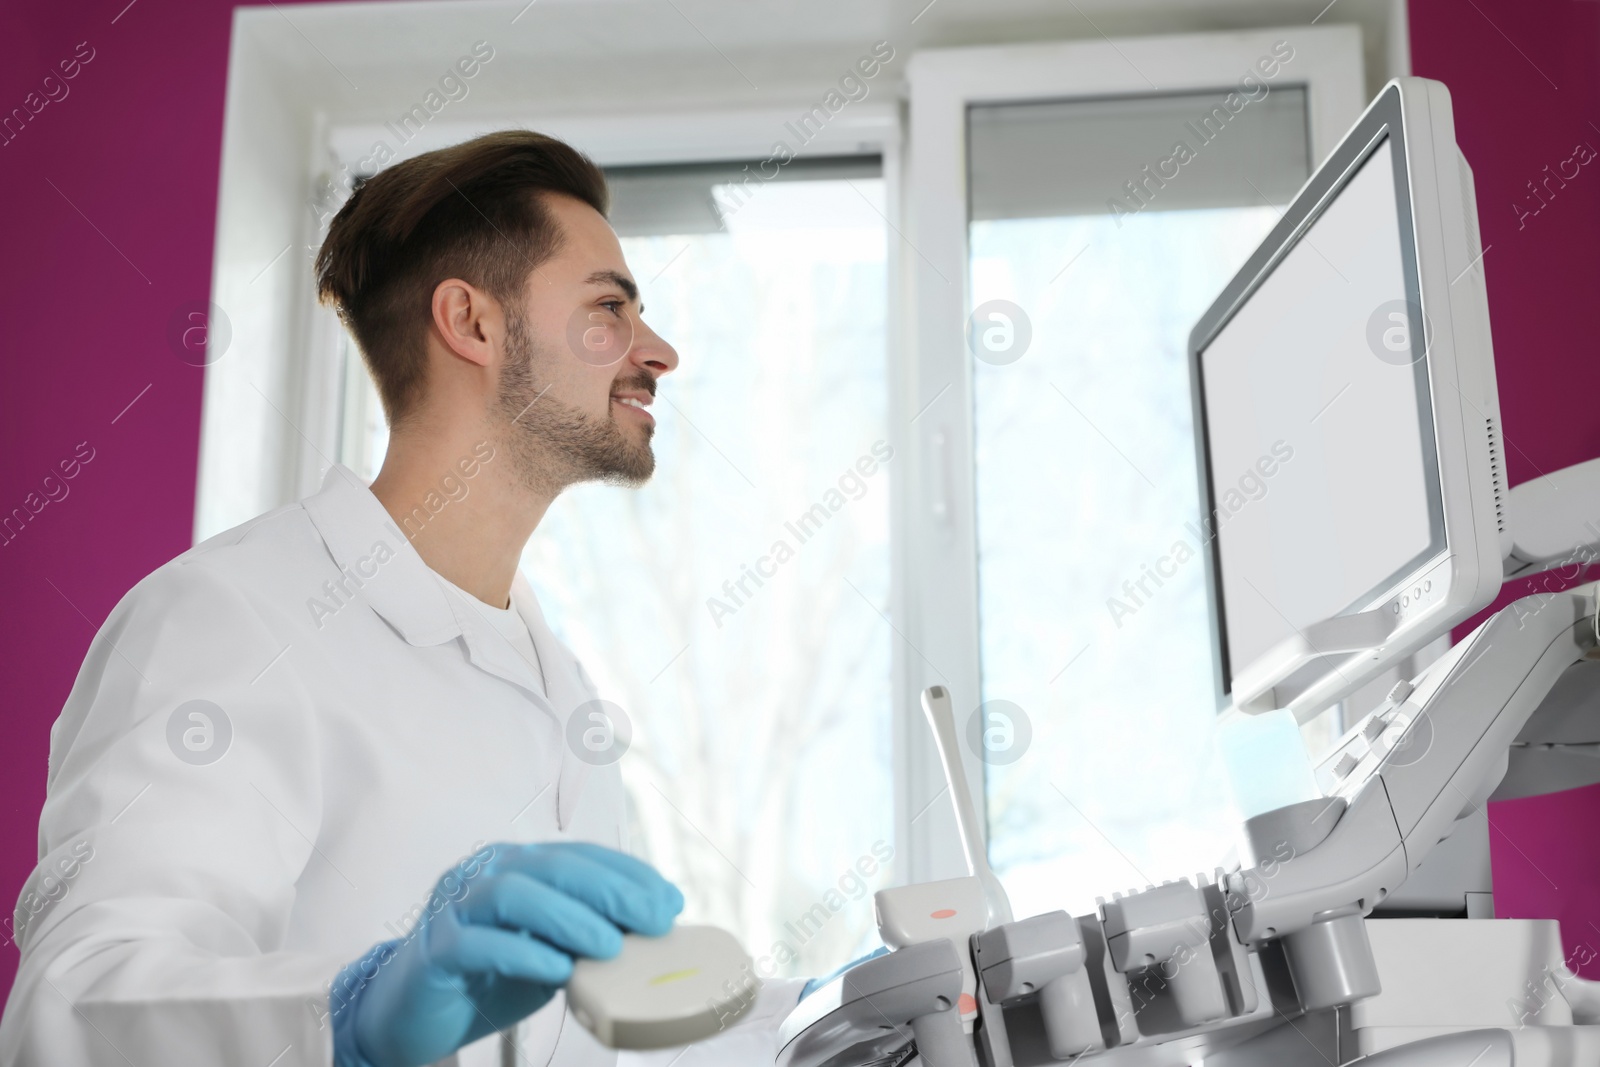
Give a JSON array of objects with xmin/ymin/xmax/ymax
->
[{"xmin": 631, "ymin": 315, "xmax": 679, "ymax": 377}]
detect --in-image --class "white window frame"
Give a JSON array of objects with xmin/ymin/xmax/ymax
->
[{"xmin": 897, "ymin": 27, "xmax": 1366, "ymax": 885}]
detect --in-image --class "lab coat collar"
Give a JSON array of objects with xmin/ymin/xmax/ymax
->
[
  {"xmin": 302, "ymin": 465, "xmax": 459, "ymax": 647},
  {"xmin": 302, "ymin": 465, "xmax": 592, "ymax": 828}
]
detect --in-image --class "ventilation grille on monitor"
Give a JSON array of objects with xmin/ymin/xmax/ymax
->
[{"xmin": 1485, "ymin": 416, "xmax": 1505, "ymax": 533}]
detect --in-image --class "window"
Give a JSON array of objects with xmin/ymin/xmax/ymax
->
[
  {"xmin": 965, "ymin": 91, "xmax": 1308, "ymax": 919},
  {"xmin": 338, "ymin": 163, "xmax": 895, "ymax": 977},
  {"xmin": 901, "ymin": 31, "xmax": 1365, "ymax": 902}
]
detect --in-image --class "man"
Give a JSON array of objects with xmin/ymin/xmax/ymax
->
[{"xmin": 0, "ymin": 131, "xmax": 805, "ymax": 1066}]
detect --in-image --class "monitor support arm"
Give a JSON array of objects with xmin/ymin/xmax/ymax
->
[
  {"xmin": 1228, "ymin": 587, "xmax": 1597, "ymax": 947},
  {"xmin": 1232, "ymin": 610, "xmax": 1399, "ymax": 713},
  {"xmin": 1504, "ymin": 456, "xmax": 1600, "ymax": 580}
]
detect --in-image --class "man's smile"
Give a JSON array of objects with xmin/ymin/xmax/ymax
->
[{"xmin": 610, "ymin": 388, "xmax": 655, "ymax": 425}]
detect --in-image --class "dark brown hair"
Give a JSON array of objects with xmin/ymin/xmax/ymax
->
[{"xmin": 315, "ymin": 129, "xmax": 609, "ymax": 426}]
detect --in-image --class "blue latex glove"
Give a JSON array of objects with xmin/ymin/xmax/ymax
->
[
  {"xmin": 799, "ymin": 945, "xmax": 890, "ymax": 1000},
  {"xmin": 331, "ymin": 841, "xmax": 683, "ymax": 1067}
]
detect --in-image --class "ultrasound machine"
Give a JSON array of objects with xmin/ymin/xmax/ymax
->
[{"xmin": 776, "ymin": 77, "xmax": 1600, "ymax": 1067}]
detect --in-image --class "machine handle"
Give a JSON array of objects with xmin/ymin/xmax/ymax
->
[{"xmin": 922, "ymin": 685, "xmax": 1013, "ymax": 927}]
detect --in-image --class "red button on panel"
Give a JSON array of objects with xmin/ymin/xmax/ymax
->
[{"xmin": 930, "ymin": 908, "xmax": 956, "ymax": 918}]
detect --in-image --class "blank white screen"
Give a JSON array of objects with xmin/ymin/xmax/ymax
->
[{"xmin": 1200, "ymin": 138, "xmax": 1437, "ymax": 683}]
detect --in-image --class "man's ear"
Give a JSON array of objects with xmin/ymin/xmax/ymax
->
[{"xmin": 430, "ymin": 278, "xmax": 500, "ymax": 370}]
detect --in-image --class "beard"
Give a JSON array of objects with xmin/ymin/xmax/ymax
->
[{"xmin": 494, "ymin": 308, "xmax": 656, "ymax": 493}]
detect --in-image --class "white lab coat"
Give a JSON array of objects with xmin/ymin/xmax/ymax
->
[{"xmin": 0, "ymin": 464, "xmax": 801, "ymax": 1066}]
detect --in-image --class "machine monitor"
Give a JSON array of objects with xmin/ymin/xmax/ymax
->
[{"xmin": 1187, "ymin": 78, "xmax": 1508, "ymax": 720}]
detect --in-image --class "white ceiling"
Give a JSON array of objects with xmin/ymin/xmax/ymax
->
[{"xmin": 237, "ymin": 0, "xmax": 1405, "ymax": 128}]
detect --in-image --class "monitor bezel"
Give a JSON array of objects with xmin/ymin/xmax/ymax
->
[{"xmin": 1187, "ymin": 82, "xmax": 1451, "ymax": 710}]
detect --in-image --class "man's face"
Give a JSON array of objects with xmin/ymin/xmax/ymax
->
[{"xmin": 493, "ymin": 193, "xmax": 678, "ymax": 491}]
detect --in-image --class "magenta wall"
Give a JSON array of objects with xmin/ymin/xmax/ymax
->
[
  {"xmin": 0, "ymin": 0, "xmax": 238, "ymax": 996},
  {"xmin": 1411, "ymin": 0, "xmax": 1600, "ymax": 977},
  {"xmin": 1, "ymin": 0, "xmax": 1597, "ymax": 999}
]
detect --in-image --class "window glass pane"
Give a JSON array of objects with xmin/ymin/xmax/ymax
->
[
  {"xmin": 339, "ymin": 172, "xmax": 894, "ymax": 977},
  {"xmin": 605, "ymin": 156, "xmax": 883, "ymax": 236},
  {"xmin": 965, "ymin": 93, "xmax": 1309, "ymax": 920},
  {"xmin": 969, "ymin": 87, "xmax": 1309, "ymax": 220}
]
